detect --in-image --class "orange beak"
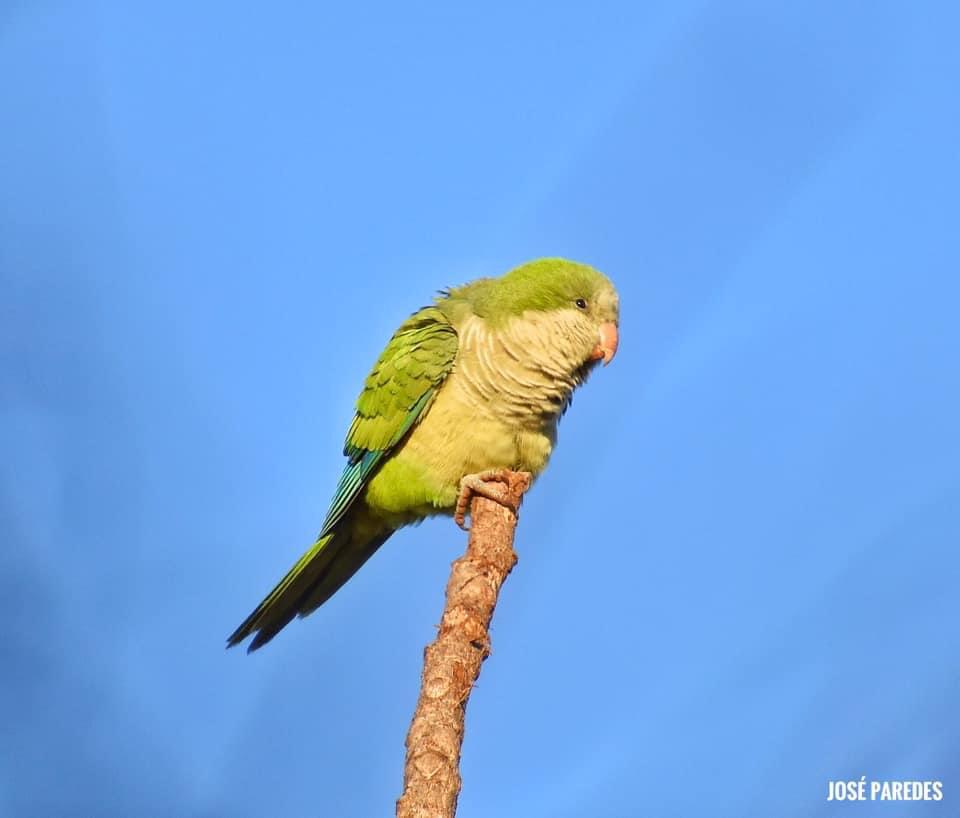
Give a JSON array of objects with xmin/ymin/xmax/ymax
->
[{"xmin": 590, "ymin": 322, "xmax": 619, "ymax": 366}]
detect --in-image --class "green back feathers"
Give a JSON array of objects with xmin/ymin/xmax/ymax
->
[{"xmin": 442, "ymin": 258, "xmax": 614, "ymax": 325}]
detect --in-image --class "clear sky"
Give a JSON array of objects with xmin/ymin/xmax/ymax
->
[{"xmin": 2, "ymin": 2, "xmax": 959, "ymax": 816}]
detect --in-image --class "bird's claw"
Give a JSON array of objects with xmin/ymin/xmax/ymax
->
[{"xmin": 454, "ymin": 469, "xmax": 525, "ymax": 530}]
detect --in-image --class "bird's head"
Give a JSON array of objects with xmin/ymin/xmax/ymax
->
[{"xmin": 459, "ymin": 257, "xmax": 620, "ymax": 369}]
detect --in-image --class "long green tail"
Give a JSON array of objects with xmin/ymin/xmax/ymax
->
[{"xmin": 227, "ymin": 512, "xmax": 393, "ymax": 652}]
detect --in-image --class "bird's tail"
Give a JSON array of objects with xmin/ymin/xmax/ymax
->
[{"xmin": 227, "ymin": 510, "xmax": 393, "ymax": 652}]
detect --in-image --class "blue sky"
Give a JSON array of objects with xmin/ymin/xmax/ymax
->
[{"xmin": 2, "ymin": 1, "xmax": 959, "ymax": 816}]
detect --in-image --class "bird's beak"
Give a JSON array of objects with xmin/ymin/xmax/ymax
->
[{"xmin": 590, "ymin": 322, "xmax": 619, "ymax": 366}]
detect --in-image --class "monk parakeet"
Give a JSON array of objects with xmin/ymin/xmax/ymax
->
[{"xmin": 228, "ymin": 258, "xmax": 619, "ymax": 651}]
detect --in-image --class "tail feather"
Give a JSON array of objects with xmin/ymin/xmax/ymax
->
[
  {"xmin": 297, "ymin": 531, "xmax": 391, "ymax": 617},
  {"xmin": 227, "ymin": 516, "xmax": 393, "ymax": 652}
]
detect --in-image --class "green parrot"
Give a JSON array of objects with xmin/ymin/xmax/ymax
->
[{"xmin": 228, "ymin": 257, "xmax": 620, "ymax": 651}]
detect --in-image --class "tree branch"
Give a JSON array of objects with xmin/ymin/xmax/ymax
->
[{"xmin": 396, "ymin": 470, "xmax": 532, "ymax": 818}]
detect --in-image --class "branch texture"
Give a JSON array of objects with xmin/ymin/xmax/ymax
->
[{"xmin": 396, "ymin": 470, "xmax": 532, "ymax": 818}]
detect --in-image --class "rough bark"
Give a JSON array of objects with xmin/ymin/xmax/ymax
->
[{"xmin": 396, "ymin": 470, "xmax": 532, "ymax": 818}]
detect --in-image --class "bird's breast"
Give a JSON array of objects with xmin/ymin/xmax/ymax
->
[
  {"xmin": 368, "ymin": 314, "xmax": 591, "ymax": 515},
  {"xmin": 451, "ymin": 314, "xmax": 585, "ymax": 427}
]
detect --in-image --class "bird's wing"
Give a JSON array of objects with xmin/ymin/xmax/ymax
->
[{"xmin": 318, "ymin": 305, "xmax": 458, "ymax": 536}]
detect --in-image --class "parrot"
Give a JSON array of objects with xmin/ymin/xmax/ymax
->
[{"xmin": 227, "ymin": 257, "xmax": 619, "ymax": 651}]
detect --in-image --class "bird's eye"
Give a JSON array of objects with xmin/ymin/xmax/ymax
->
[{"xmin": 575, "ymin": 298, "xmax": 588, "ymax": 310}]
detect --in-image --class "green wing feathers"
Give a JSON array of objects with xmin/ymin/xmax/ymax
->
[
  {"xmin": 318, "ymin": 306, "xmax": 458, "ymax": 536},
  {"xmin": 345, "ymin": 306, "xmax": 458, "ymax": 455},
  {"xmin": 227, "ymin": 306, "xmax": 459, "ymax": 651}
]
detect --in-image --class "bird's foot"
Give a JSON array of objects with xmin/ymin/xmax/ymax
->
[{"xmin": 454, "ymin": 469, "xmax": 532, "ymax": 530}]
